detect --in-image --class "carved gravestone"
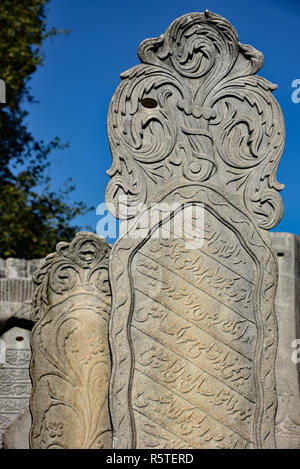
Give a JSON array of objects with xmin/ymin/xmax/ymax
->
[
  {"xmin": 106, "ymin": 11, "xmax": 285, "ymax": 449},
  {"xmin": 271, "ymin": 233, "xmax": 300, "ymax": 448},
  {"xmin": 30, "ymin": 233, "xmax": 112, "ymax": 449}
]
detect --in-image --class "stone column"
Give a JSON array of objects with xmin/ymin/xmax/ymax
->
[
  {"xmin": 271, "ymin": 233, "xmax": 300, "ymax": 448},
  {"xmin": 105, "ymin": 11, "xmax": 285, "ymax": 449},
  {"xmin": 30, "ymin": 233, "xmax": 112, "ymax": 449}
]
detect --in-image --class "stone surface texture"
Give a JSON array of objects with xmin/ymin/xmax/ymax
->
[
  {"xmin": 2, "ymin": 409, "xmax": 31, "ymax": 449},
  {"xmin": 30, "ymin": 232, "xmax": 112, "ymax": 449},
  {"xmin": 0, "ymin": 327, "xmax": 31, "ymax": 449},
  {"xmin": 0, "ymin": 257, "xmax": 41, "ymax": 448},
  {"xmin": 0, "ymin": 258, "xmax": 41, "ymax": 328},
  {"xmin": 106, "ymin": 11, "xmax": 285, "ymax": 448},
  {"xmin": 2, "ymin": 234, "xmax": 300, "ymax": 449},
  {"xmin": 271, "ymin": 233, "xmax": 300, "ymax": 448}
]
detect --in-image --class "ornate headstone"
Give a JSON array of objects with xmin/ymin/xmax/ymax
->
[
  {"xmin": 30, "ymin": 233, "xmax": 112, "ymax": 449},
  {"xmin": 106, "ymin": 11, "xmax": 285, "ymax": 448},
  {"xmin": 271, "ymin": 233, "xmax": 300, "ymax": 448}
]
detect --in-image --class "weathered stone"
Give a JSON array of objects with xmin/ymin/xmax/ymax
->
[
  {"xmin": 30, "ymin": 232, "xmax": 112, "ymax": 449},
  {"xmin": 0, "ymin": 260, "xmax": 5, "ymax": 279},
  {"xmin": 271, "ymin": 233, "xmax": 300, "ymax": 449},
  {"xmin": 0, "ymin": 257, "xmax": 41, "ymax": 448},
  {"xmin": 106, "ymin": 11, "xmax": 285, "ymax": 448},
  {"xmin": 0, "ymin": 257, "xmax": 42, "ymax": 326},
  {"xmin": 2, "ymin": 409, "xmax": 31, "ymax": 449},
  {"xmin": 0, "ymin": 326, "xmax": 32, "ymax": 449}
]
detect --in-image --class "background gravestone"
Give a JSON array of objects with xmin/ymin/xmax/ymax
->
[
  {"xmin": 0, "ymin": 326, "xmax": 31, "ymax": 449},
  {"xmin": 0, "ymin": 257, "xmax": 41, "ymax": 448},
  {"xmin": 271, "ymin": 233, "xmax": 300, "ymax": 448},
  {"xmin": 106, "ymin": 11, "xmax": 285, "ymax": 449},
  {"xmin": 2, "ymin": 405, "xmax": 31, "ymax": 449},
  {"xmin": 0, "ymin": 258, "xmax": 41, "ymax": 325}
]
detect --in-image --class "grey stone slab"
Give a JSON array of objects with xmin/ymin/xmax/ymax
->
[
  {"xmin": 0, "ymin": 257, "xmax": 42, "ymax": 328},
  {"xmin": 2, "ymin": 409, "xmax": 31, "ymax": 449},
  {"xmin": 6, "ymin": 259, "xmax": 28, "ymax": 279},
  {"xmin": 271, "ymin": 233, "xmax": 300, "ymax": 448},
  {"xmin": 0, "ymin": 279, "xmax": 35, "ymax": 303},
  {"xmin": 0, "ymin": 257, "xmax": 41, "ymax": 448},
  {"xmin": 106, "ymin": 11, "xmax": 285, "ymax": 449},
  {"xmin": 0, "ymin": 260, "xmax": 5, "ymax": 279},
  {"xmin": 0, "ymin": 326, "xmax": 32, "ymax": 448},
  {"xmin": 30, "ymin": 232, "xmax": 112, "ymax": 449}
]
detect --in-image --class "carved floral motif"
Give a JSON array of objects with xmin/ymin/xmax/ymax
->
[
  {"xmin": 106, "ymin": 10, "xmax": 284, "ymax": 229},
  {"xmin": 30, "ymin": 233, "xmax": 112, "ymax": 449}
]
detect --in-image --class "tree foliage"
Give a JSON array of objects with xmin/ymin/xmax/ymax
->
[{"xmin": 0, "ymin": 0, "xmax": 91, "ymax": 259}]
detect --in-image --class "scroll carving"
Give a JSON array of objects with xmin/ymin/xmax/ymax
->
[
  {"xmin": 106, "ymin": 10, "xmax": 284, "ymax": 229},
  {"xmin": 107, "ymin": 11, "xmax": 284, "ymax": 449},
  {"xmin": 30, "ymin": 233, "xmax": 112, "ymax": 449}
]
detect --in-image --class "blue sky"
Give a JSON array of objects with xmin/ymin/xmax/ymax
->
[{"xmin": 25, "ymin": 0, "xmax": 300, "ymax": 239}]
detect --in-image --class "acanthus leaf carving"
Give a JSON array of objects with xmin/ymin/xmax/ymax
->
[
  {"xmin": 106, "ymin": 10, "xmax": 284, "ymax": 229},
  {"xmin": 30, "ymin": 232, "xmax": 112, "ymax": 449},
  {"xmin": 32, "ymin": 232, "xmax": 110, "ymax": 321}
]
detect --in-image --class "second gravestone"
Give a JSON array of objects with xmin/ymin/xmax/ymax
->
[
  {"xmin": 106, "ymin": 11, "xmax": 285, "ymax": 449},
  {"xmin": 30, "ymin": 233, "xmax": 112, "ymax": 449}
]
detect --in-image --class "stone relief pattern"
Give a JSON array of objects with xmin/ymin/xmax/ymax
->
[
  {"xmin": 0, "ymin": 350, "xmax": 31, "ymax": 448},
  {"xmin": 30, "ymin": 233, "xmax": 112, "ymax": 449},
  {"xmin": 0, "ymin": 257, "xmax": 42, "ymax": 447},
  {"xmin": 106, "ymin": 10, "xmax": 284, "ymax": 229},
  {"xmin": 108, "ymin": 187, "xmax": 278, "ymax": 448},
  {"xmin": 276, "ymin": 391, "xmax": 300, "ymax": 446}
]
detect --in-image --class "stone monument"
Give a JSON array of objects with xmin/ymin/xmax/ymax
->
[
  {"xmin": 106, "ymin": 11, "xmax": 285, "ymax": 449},
  {"xmin": 30, "ymin": 233, "xmax": 112, "ymax": 449}
]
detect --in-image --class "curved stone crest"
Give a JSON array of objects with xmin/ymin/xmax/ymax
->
[{"xmin": 106, "ymin": 10, "xmax": 284, "ymax": 229}]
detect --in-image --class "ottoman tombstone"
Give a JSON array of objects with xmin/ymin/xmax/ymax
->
[{"xmin": 106, "ymin": 11, "xmax": 285, "ymax": 449}]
